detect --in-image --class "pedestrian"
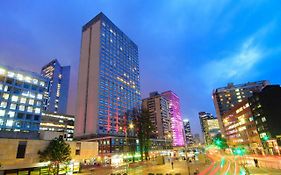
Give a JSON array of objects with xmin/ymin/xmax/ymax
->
[
  {"xmin": 171, "ymin": 161, "xmax": 174, "ymax": 169},
  {"xmin": 254, "ymin": 158, "xmax": 259, "ymax": 168}
]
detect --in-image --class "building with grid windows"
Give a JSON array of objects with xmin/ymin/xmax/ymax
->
[
  {"xmin": 161, "ymin": 91, "xmax": 184, "ymax": 147},
  {"xmin": 198, "ymin": 112, "xmax": 219, "ymax": 144},
  {"xmin": 41, "ymin": 59, "xmax": 70, "ymax": 114},
  {"xmin": 0, "ymin": 65, "xmax": 48, "ymax": 138},
  {"xmin": 183, "ymin": 119, "xmax": 193, "ymax": 146},
  {"xmin": 75, "ymin": 12, "xmax": 141, "ymax": 140},
  {"xmin": 212, "ymin": 81, "xmax": 269, "ymax": 136},
  {"xmin": 142, "ymin": 91, "xmax": 171, "ymax": 140}
]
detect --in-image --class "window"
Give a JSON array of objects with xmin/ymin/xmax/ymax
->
[
  {"xmin": 10, "ymin": 103, "xmax": 16, "ymax": 110},
  {"xmin": 29, "ymin": 99, "xmax": 34, "ymax": 105},
  {"xmin": 0, "ymin": 110, "xmax": 5, "ymax": 116},
  {"xmin": 19, "ymin": 105, "xmax": 25, "ymax": 111},
  {"xmin": 7, "ymin": 111, "xmax": 15, "ymax": 118},
  {"xmin": 27, "ymin": 107, "xmax": 33, "ymax": 113},
  {"xmin": 34, "ymin": 115, "xmax": 39, "ymax": 121},
  {"xmin": 0, "ymin": 101, "xmax": 7, "ymax": 108},
  {"xmin": 11, "ymin": 95, "xmax": 18, "ymax": 102},
  {"xmin": 16, "ymin": 141, "xmax": 27, "ymax": 158},
  {"xmin": 37, "ymin": 94, "xmax": 43, "ymax": 100},
  {"xmin": 261, "ymin": 117, "xmax": 266, "ymax": 122},
  {"xmin": 35, "ymin": 108, "xmax": 40, "ymax": 114},
  {"xmin": 3, "ymin": 93, "xmax": 9, "ymax": 100},
  {"xmin": 17, "ymin": 113, "xmax": 24, "ymax": 119},
  {"xmin": 20, "ymin": 97, "xmax": 27, "ymax": 104},
  {"xmin": 6, "ymin": 120, "xmax": 13, "ymax": 127},
  {"xmin": 75, "ymin": 142, "xmax": 81, "ymax": 155}
]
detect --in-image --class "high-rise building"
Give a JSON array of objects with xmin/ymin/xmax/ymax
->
[
  {"xmin": 222, "ymin": 99, "xmax": 262, "ymax": 154},
  {"xmin": 183, "ymin": 119, "xmax": 193, "ymax": 146},
  {"xmin": 212, "ymin": 81, "xmax": 269, "ymax": 136},
  {"xmin": 249, "ymin": 85, "xmax": 281, "ymax": 155},
  {"xmin": 142, "ymin": 92, "xmax": 171, "ymax": 139},
  {"xmin": 41, "ymin": 59, "xmax": 70, "ymax": 114},
  {"xmin": 40, "ymin": 112, "xmax": 75, "ymax": 141},
  {"xmin": 0, "ymin": 65, "xmax": 48, "ymax": 138},
  {"xmin": 161, "ymin": 91, "xmax": 184, "ymax": 146},
  {"xmin": 75, "ymin": 12, "xmax": 141, "ymax": 139},
  {"xmin": 199, "ymin": 112, "xmax": 216, "ymax": 144},
  {"xmin": 193, "ymin": 133, "xmax": 201, "ymax": 145}
]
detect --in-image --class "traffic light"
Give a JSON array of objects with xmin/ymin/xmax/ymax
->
[
  {"xmin": 233, "ymin": 147, "xmax": 246, "ymax": 156},
  {"xmin": 262, "ymin": 135, "xmax": 269, "ymax": 141}
]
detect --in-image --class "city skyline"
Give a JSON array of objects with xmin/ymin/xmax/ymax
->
[{"xmin": 1, "ymin": 1, "xmax": 281, "ymax": 134}]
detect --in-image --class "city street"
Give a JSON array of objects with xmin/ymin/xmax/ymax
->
[{"xmin": 78, "ymin": 152, "xmax": 281, "ymax": 175}]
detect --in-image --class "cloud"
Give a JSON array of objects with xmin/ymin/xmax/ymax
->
[{"xmin": 200, "ymin": 23, "xmax": 277, "ymax": 89}]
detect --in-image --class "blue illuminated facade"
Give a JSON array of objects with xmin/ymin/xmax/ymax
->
[
  {"xmin": 41, "ymin": 59, "xmax": 70, "ymax": 114},
  {"xmin": 0, "ymin": 65, "xmax": 48, "ymax": 134}
]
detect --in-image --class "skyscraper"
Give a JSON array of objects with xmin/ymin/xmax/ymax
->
[
  {"xmin": 0, "ymin": 65, "xmax": 48, "ymax": 138},
  {"xmin": 142, "ymin": 92, "xmax": 171, "ymax": 139},
  {"xmin": 75, "ymin": 12, "xmax": 141, "ymax": 139},
  {"xmin": 212, "ymin": 81, "xmax": 269, "ymax": 136},
  {"xmin": 199, "ymin": 112, "xmax": 219, "ymax": 144},
  {"xmin": 41, "ymin": 59, "xmax": 70, "ymax": 114},
  {"xmin": 161, "ymin": 91, "xmax": 184, "ymax": 146},
  {"xmin": 183, "ymin": 119, "xmax": 193, "ymax": 146}
]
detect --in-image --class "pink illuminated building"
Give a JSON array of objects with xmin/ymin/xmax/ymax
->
[{"xmin": 162, "ymin": 91, "xmax": 185, "ymax": 146}]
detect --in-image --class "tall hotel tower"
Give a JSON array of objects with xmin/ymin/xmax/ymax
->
[
  {"xmin": 75, "ymin": 13, "xmax": 141, "ymax": 139},
  {"xmin": 162, "ymin": 91, "xmax": 184, "ymax": 146}
]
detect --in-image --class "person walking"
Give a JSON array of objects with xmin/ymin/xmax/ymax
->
[{"xmin": 171, "ymin": 161, "xmax": 174, "ymax": 169}]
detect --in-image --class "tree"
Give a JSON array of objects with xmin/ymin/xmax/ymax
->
[
  {"xmin": 132, "ymin": 108, "xmax": 154, "ymax": 161},
  {"xmin": 38, "ymin": 136, "xmax": 71, "ymax": 175}
]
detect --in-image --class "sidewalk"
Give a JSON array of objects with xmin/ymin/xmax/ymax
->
[{"xmin": 247, "ymin": 167, "xmax": 281, "ymax": 175}]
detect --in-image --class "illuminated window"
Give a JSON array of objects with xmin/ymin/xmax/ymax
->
[
  {"xmin": 261, "ymin": 117, "xmax": 266, "ymax": 122},
  {"xmin": 0, "ymin": 68, "xmax": 6, "ymax": 75},
  {"xmin": 0, "ymin": 102, "xmax": 7, "ymax": 108},
  {"xmin": 3, "ymin": 93, "xmax": 9, "ymax": 100},
  {"xmin": 0, "ymin": 84, "xmax": 2, "ymax": 90},
  {"xmin": 6, "ymin": 120, "xmax": 13, "ymax": 127},
  {"xmin": 35, "ymin": 108, "xmax": 40, "ymax": 114},
  {"xmin": 37, "ymin": 94, "xmax": 43, "ymax": 100},
  {"xmin": 25, "ymin": 76, "xmax": 32, "ymax": 83},
  {"xmin": 32, "ymin": 79, "xmax": 38, "ymax": 84},
  {"xmin": 7, "ymin": 71, "xmax": 15, "ymax": 78},
  {"xmin": 11, "ymin": 95, "xmax": 19, "ymax": 102},
  {"xmin": 39, "ymin": 81, "xmax": 45, "ymax": 87},
  {"xmin": 0, "ymin": 110, "xmax": 5, "ymax": 116},
  {"xmin": 29, "ymin": 99, "xmax": 34, "ymax": 105},
  {"xmin": 17, "ymin": 74, "xmax": 23, "ymax": 81},
  {"xmin": 27, "ymin": 107, "xmax": 33, "ymax": 113},
  {"xmin": 7, "ymin": 111, "xmax": 15, "ymax": 118},
  {"xmin": 19, "ymin": 105, "xmax": 25, "ymax": 111},
  {"xmin": 20, "ymin": 97, "xmax": 27, "ymax": 104},
  {"xmin": 10, "ymin": 103, "xmax": 16, "ymax": 110}
]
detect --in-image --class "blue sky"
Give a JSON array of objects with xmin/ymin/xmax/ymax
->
[{"xmin": 1, "ymin": 0, "xmax": 281, "ymax": 135}]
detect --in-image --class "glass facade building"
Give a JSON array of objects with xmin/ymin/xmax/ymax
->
[
  {"xmin": 41, "ymin": 59, "xmax": 70, "ymax": 114},
  {"xmin": 0, "ymin": 65, "xmax": 48, "ymax": 134},
  {"xmin": 75, "ymin": 12, "xmax": 141, "ymax": 139}
]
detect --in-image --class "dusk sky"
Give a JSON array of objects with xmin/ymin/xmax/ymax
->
[{"xmin": 1, "ymin": 0, "xmax": 281, "ymax": 135}]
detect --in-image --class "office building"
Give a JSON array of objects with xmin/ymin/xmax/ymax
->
[
  {"xmin": 212, "ymin": 81, "xmax": 269, "ymax": 136},
  {"xmin": 205, "ymin": 119, "xmax": 220, "ymax": 144},
  {"xmin": 183, "ymin": 119, "xmax": 193, "ymax": 146},
  {"xmin": 142, "ymin": 91, "xmax": 171, "ymax": 139},
  {"xmin": 161, "ymin": 91, "xmax": 184, "ymax": 146},
  {"xmin": 222, "ymin": 100, "xmax": 263, "ymax": 154},
  {"xmin": 41, "ymin": 59, "xmax": 70, "ymax": 114},
  {"xmin": 193, "ymin": 134, "xmax": 201, "ymax": 145},
  {"xmin": 75, "ymin": 12, "xmax": 141, "ymax": 139},
  {"xmin": 249, "ymin": 85, "xmax": 281, "ymax": 155},
  {"xmin": 0, "ymin": 65, "xmax": 48, "ymax": 138},
  {"xmin": 199, "ymin": 112, "xmax": 216, "ymax": 144},
  {"xmin": 40, "ymin": 112, "xmax": 75, "ymax": 141}
]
